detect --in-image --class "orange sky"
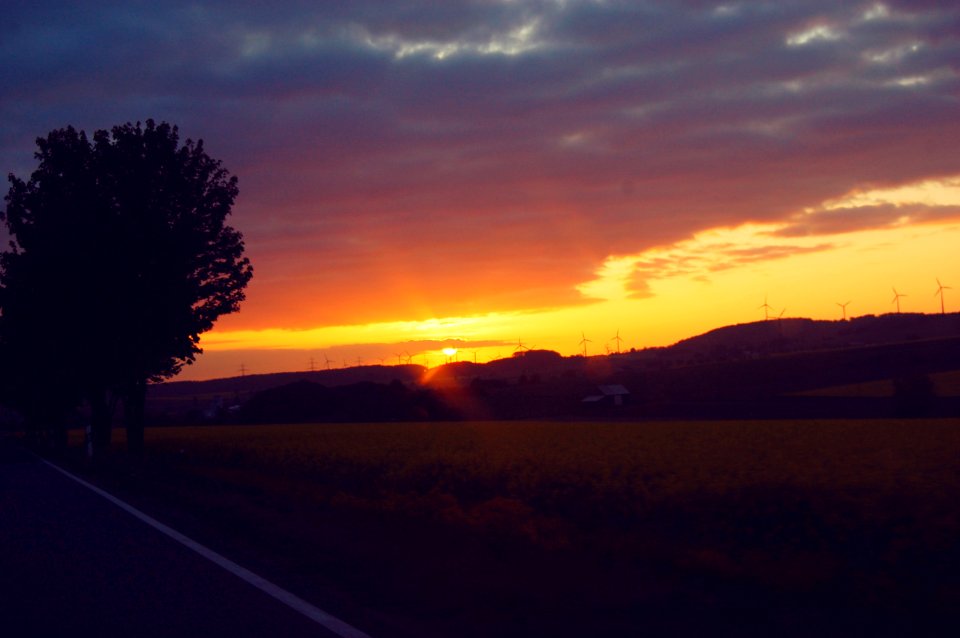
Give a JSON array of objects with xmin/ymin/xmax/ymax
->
[
  {"xmin": 3, "ymin": 2, "xmax": 959, "ymax": 381},
  {"xmin": 187, "ymin": 178, "xmax": 960, "ymax": 380}
]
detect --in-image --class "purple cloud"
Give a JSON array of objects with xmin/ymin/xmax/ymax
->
[
  {"xmin": 3, "ymin": 1, "xmax": 960, "ymax": 328},
  {"xmin": 774, "ymin": 203, "xmax": 960, "ymax": 236}
]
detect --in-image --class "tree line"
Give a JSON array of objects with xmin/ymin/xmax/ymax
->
[{"xmin": 0, "ymin": 120, "xmax": 252, "ymax": 454}]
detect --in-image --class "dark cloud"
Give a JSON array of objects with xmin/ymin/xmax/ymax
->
[
  {"xmin": 774, "ymin": 203, "xmax": 960, "ymax": 236},
  {"xmin": 711, "ymin": 243, "xmax": 836, "ymax": 267},
  {"xmin": 190, "ymin": 336, "xmax": 513, "ymax": 378},
  {"xmin": 2, "ymin": 1, "xmax": 959, "ymax": 327},
  {"xmin": 626, "ymin": 240, "xmax": 835, "ymax": 296},
  {"xmin": 321, "ymin": 338, "xmax": 512, "ymax": 362}
]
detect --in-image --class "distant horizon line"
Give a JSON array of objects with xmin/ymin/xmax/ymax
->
[{"xmin": 171, "ymin": 310, "xmax": 959, "ymax": 384}]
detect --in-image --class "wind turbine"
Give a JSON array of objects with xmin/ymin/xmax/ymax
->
[
  {"xmin": 759, "ymin": 295, "xmax": 773, "ymax": 321},
  {"xmin": 935, "ymin": 278, "xmax": 951, "ymax": 314},
  {"xmin": 323, "ymin": 353, "xmax": 332, "ymax": 370},
  {"xmin": 579, "ymin": 331, "xmax": 592, "ymax": 357},
  {"xmin": 836, "ymin": 300, "xmax": 851, "ymax": 321},
  {"xmin": 891, "ymin": 287, "xmax": 906, "ymax": 313},
  {"xmin": 611, "ymin": 329, "xmax": 624, "ymax": 354},
  {"xmin": 514, "ymin": 338, "xmax": 529, "ymax": 353}
]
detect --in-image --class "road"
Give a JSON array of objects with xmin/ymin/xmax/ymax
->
[{"xmin": 0, "ymin": 438, "xmax": 368, "ymax": 637}]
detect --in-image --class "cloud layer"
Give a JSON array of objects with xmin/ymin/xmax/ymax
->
[{"xmin": 2, "ymin": 1, "xmax": 959, "ymax": 329}]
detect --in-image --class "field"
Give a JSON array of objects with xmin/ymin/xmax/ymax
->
[
  {"xmin": 797, "ymin": 369, "xmax": 960, "ymax": 398},
  {"xmin": 70, "ymin": 419, "xmax": 960, "ymax": 637}
]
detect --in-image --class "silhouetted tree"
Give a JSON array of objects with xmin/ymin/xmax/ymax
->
[
  {"xmin": 0, "ymin": 127, "xmax": 102, "ymax": 447},
  {"xmin": 1, "ymin": 121, "xmax": 252, "ymax": 454}
]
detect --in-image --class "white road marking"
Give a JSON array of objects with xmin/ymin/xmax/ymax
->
[{"xmin": 40, "ymin": 458, "xmax": 372, "ymax": 638}]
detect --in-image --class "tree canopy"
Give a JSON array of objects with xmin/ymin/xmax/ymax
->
[{"xmin": 0, "ymin": 120, "xmax": 252, "ymax": 451}]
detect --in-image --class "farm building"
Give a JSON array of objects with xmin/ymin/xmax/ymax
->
[{"xmin": 582, "ymin": 384, "xmax": 630, "ymax": 406}]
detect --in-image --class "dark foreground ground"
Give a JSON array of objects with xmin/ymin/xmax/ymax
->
[
  {"xmin": 10, "ymin": 419, "xmax": 960, "ymax": 637},
  {"xmin": 0, "ymin": 437, "xmax": 344, "ymax": 638}
]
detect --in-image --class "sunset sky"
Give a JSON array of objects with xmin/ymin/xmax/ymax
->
[{"xmin": 2, "ymin": 1, "xmax": 959, "ymax": 380}]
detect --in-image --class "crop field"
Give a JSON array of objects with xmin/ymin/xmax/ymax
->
[
  {"xmin": 797, "ymin": 369, "xmax": 960, "ymax": 398},
  {"xmin": 73, "ymin": 419, "xmax": 960, "ymax": 637}
]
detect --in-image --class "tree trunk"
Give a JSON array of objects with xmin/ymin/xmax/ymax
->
[
  {"xmin": 124, "ymin": 380, "xmax": 147, "ymax": 456},
  {"xmin": 89, "ymin": 389, "xmax": 112, "ymax": 457}
]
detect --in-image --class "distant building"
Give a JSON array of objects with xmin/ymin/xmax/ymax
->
[
  {"xmin": 203, "ymin": 396, "xmax": 224, "ymax": 420},
  {"xmin": 582, "ymin": 384, "xmax": 630, "ymax": 406}
]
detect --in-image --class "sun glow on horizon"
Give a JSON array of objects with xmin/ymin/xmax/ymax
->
[{"xmin": 186, "ymin": 177, "xmax": 960, "ymax": 381}]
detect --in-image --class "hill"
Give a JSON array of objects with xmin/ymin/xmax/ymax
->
[
  {"xmin": 642, "ymin": 312, "xmax": 958, "ymax": 367},
  {"xmin": 145, "ymin": 313, "xmax": 960, "ymax": 423}
]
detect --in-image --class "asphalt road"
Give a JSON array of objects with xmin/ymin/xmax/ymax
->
[{"xmin": 0, "ymin": 438, "xmax": 364, "ymax": 638}]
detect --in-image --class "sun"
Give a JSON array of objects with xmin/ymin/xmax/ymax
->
[{"xmin": 442, "ymin": 347, "xmax": 458, "ymax": 357}]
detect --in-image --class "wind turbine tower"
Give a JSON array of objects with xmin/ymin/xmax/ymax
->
[
  {"xmin": 612, "ymin": 329, "xmax": 624, "ymax": 354},
  {"xmin": 579, "ymin": 331, "xmax": 592, "ymax": 357},
  {"xmin": 935, "ymin": 278, "xmax": 951, "ymax": 314},
  {"xmin": 759, "ymin": 295, "xmax": 773, "ymax": 321},
  {"xmin": 836, "ymin": 301, "xmax": 851, "ymax": 321},
  {"xmin": 891, "ymin": 287, "xmax": 906, "ymax": 313}
]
